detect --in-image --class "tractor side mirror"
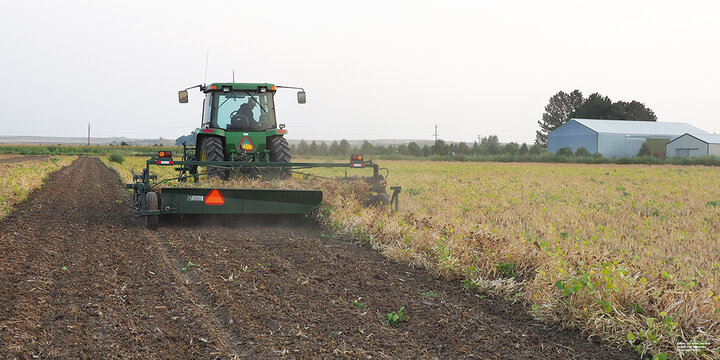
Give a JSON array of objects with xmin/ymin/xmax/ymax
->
[
  {"xmin": 178, "ymin": 90, "xmax": 189, "ymax": 103},
  {"xmin": 297, "ymin": 91, "xmax": 306, "ymax": 104}
]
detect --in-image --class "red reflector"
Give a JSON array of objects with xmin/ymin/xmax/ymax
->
[
  {"xmin": 277, "ymin": 129, "xmax": 287, "ymax": 134},
  {"xmin": 204, "ymin": 189, "xmax": 225, "ymax": 205},
  {"xmin": 203, "ymin": 129, "xmax": 214, "ymax": 133}
]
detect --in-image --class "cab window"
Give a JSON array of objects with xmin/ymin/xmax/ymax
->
[{"xmin": 211, "ymin": 91, "xmax": 276, "ymax": 131}]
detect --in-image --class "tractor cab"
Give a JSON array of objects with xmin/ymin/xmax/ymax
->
[{"xmin": 201, "ymin": 83, "xmax": 278, "ymax": 132}]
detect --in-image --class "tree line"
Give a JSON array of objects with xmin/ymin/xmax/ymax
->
[
  {"xmin": 290, "ymin": 137, "xmax": 545, "ymax": 157},
  {"xmin": 175, "ymin": 130, "xmax": 547, "ymax": 158}
]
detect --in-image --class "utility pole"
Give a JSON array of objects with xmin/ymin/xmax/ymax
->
[
  {"xmin": 87, "ymin": 123, "xmax": 90, "ymax": 146},
  {"xmin": 433, "ymin": 124, "xmax": 439, "ymax": 142}
]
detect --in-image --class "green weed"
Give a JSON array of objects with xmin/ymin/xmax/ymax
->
[
  {"xmin": 353, "ymin": 300, "xmax": 367, "ymax": 310},
  {"xmin": 496, "ymin": 261, "xmax": 518, "ymax": 278},
  {"xmin": 181, "ymin": 261, "xmax": 196, "ymax": 272},
  {"xmin": 385, "ymin": 305, "xmax": 407, "ymax": 327}
]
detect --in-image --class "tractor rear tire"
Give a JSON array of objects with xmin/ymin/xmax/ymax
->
[
  {"xmin": 201, "ymin": 136, "xmax": 226, "ymax": 179},
  {"xmin": 146, "ymin": 191, "xmax": 159, "ymax": 230},
  {"xmin": 269, "ymin": 136, "xmax": 291, "ymax": 162},
  {"xmin": 268, "ymin": 136, "xmax": 291, "ymax": 178}
]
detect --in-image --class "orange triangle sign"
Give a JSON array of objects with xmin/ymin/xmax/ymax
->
[
  {"xmin": 239, "ymin": 136, "xmax": 255, "ymax": 151},
  {"xmin": 204, "ymin": 189, "xmax": 225, "ymax": 205}
]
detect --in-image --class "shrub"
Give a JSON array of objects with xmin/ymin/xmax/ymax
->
[
  {"xmin": 555, "ymin": 147, "xmax": 573, "ymax": 157},
  {"xmin": 108, "ymin": 152, "xmax": 125, "ymax": 164},
  {"xmin": 575, "ymin": 147, "xmax": 591, "ymax": 157}
]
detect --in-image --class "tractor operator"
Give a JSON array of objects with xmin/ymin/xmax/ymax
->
[{"xmin": 230, "ymin": 100, "xmax": 259, "ymax": 129}]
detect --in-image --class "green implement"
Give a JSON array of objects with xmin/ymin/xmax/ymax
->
[
  {"xmin": 156, "ymin": 187, "xmax": 323, "ymax": 215},
  {"xmin": 126, "ymin": 154, "xmax": 400, "ymax": 229}
]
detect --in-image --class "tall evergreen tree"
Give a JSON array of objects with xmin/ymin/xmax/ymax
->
[
  {"xmin": 338, "ymin": 139, "xmax": 351, "ymax": 156},
  {"xmin": 308, "ymin": 141, "xmax": 319, "ymax": 156},
  {"xmin": 431, "ymin": 139, "xmax": 449, "ymax": 155},
  {"xmin": 360, "ymin": 140, "xmax": 375, "ymax": 155},
  {"xmin": 318, "ymin": 142, "xmax": 328, "ymax": 156},
  {"xmin": 407, "ymin": 142, "xmax": 421, "ymax": 157},
  {"xmin": 328, "ymin": 141, "xmax": 340, "ymax": 156},
  {"xmin": 297, "ymin": 140, "xmax": 309, "ymax": 155},
  {"xmin": 535, "ymin": 90, "xmax": 584, "ymax": 149}
]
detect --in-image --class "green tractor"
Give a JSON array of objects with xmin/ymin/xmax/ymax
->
[
  {"xmin": 177, "ymin": 82, "xmax": 306, "ymax": 178},
  {"xmin": 125, "ymin": 82, "xmax": 401, "ymax": 228}
]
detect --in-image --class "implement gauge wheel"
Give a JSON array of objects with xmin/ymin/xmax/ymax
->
[
  {"xmin": 372, "ymin": 192, "xmax": 390, "ymax": 206},
  {"xmin": 146, "ymin": 191, "xmax": 159, "ymax": 230}
]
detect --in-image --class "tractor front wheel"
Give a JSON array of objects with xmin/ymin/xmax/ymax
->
[
  {"xmin": 201, "ymin": 136, "xmax": 226, "ymax": 179},
  {"xmin": 146, "ymin": 191, "xmax": 159, "ymax": 230}
]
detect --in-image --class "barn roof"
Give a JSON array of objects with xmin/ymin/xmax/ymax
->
[
  {"xmin": 669, "ymin": 133, "xmax": 720, "ymax": 144},
  {"xmin": 572, "ymin": 119, "xmax": 708, "ymax": 136}
]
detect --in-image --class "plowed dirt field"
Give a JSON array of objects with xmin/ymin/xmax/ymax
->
[
  {"xmin": 0, "ymin": 155, "xmax": 49, "ymax": 163},
  {"xmin": 0, "ymin": 157, "xmax": 635, "ymax": 359}
]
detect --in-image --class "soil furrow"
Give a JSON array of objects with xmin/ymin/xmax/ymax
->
[{"xmin": 150, "ymin": 231, "xmax": 250, "ymax": 357}]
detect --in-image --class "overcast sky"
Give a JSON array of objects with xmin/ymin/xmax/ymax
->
[{"xmin": 1, "ymin": 0, "xmax": 718, "ymax": 144}]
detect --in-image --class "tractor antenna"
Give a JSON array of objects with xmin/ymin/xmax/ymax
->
[
  {"xmin": 232, "ymin": 69, "xmax": 235, "ymax": 83},
  {"xmin": 204, "ymin": 48, "xmax": 210, "ymax": 84}
]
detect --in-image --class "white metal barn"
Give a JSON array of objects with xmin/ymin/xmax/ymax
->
[
  {"xmin": 547, "ymin": 119, "xmax": 708, "ymax": 158},
  {"xmin": 666, "ymin": 133, "xmax": 720, "ymax": 158}
]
